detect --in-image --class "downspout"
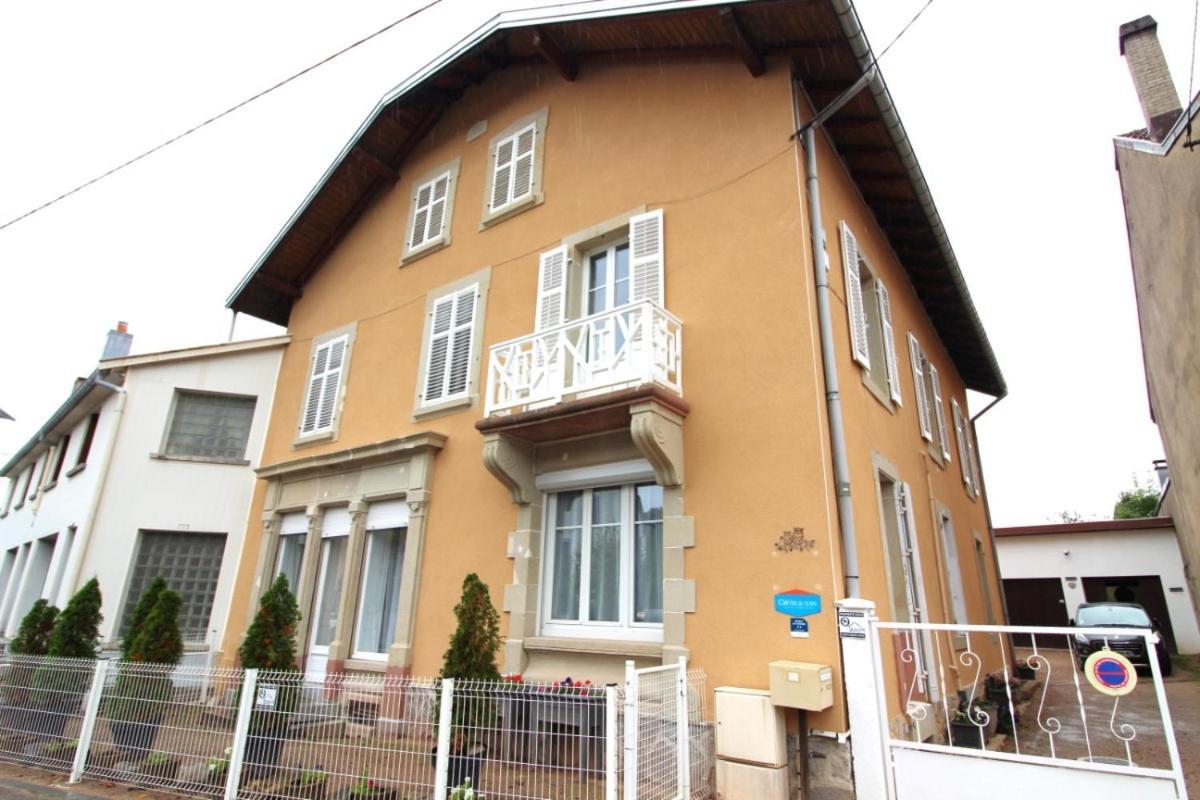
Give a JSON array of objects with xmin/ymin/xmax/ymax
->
[
  {"xmin": 794, "ymin": 68, "xmax": 876, "ymax": 599},
  {"xmin": 57, "ymin": 386, "xmax": 127, "ymax": 610},
  {"xmin": 970, "ymin": 396, "xmax": 1011, "ymax": 628}
]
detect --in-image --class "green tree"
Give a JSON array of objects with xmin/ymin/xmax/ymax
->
[
  {"xmin": 47, "ymin": 578, "xmax": 102, "ymax": 659},
  {"xmin": 238, "ymin": 574, "xmax": 300, "ymax": 671},
  {"xmin": 125, "ymin": 588, "xmax": 183, "ymax": 665},
  {"xmin": 1114, "ymin": 475, "xmax": 1161, "ymax": 519},
  {"xmin": 440, "ymin": 574, "xmax": 501, "ymax": 683},
  {"xmin": 11, "ymin": 599, "xmax": 59, "ymax": 656},
  {"xmin": 107, "ymin": 586, "xmax": 185, "ymax": 751},
  {"xmin": 121, "ymin": 576, "xmax": 166, "ymax": 659}
]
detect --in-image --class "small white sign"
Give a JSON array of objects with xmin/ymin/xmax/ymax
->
[
  {"xmin": 255, "ymin": 684, "xmax": 278, "ymax": 709},
  {"xmin": 837, "ymin": 609, "xmax": 867, "ymax": 639}
]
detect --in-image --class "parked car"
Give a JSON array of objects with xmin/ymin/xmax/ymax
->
[{"xmin": 1071, "ymin": 602, "xmax": 1172, "ymax": 676}]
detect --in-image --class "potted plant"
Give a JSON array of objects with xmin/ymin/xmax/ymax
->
[
  {"xmin": 2, "ymin": 599, "xmax": 58, "ymax": 734},
  {"xmin": 948, "ymin": 704, "xmax": 985, "ymax": 749},
  {"xmin": 140, "ymin": 750, "xmax": 180, "ymax": 781},
  {"xmin": 1014, "ymin": 658, "xmax": 1036, "ymax": 680},
  {"xmin": 106, "ymin": 583, "xmax": 184, "ymax": 757},
  {"xmin": 270, "ymin": 767, "xmax": 328, "ymax": 800},
  {"xmin": 973, "ymin": 698, "xmax": 999, "ymax": 740},
  {"xmin": 28, "ymin": 579, "xmax": 103, "ymax": 740},
  {"xmin": 238, "ymin": 574, "xmax": 301, "ymax": 781},
  {"xmin": 450, "ymin": 778, "xmax": 483, "ymax": 799},
  {"xmin": 432, "ymin": 574, "xmax": 501, "ymax": 794},
  {"xmin": 205, "ymin": 746, "xmax": 232, "ymax": 788}
]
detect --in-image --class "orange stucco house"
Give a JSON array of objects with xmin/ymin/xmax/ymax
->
[{"xmin": 220, "ymin": 0, "xmax": 1006, "ymax": 792}]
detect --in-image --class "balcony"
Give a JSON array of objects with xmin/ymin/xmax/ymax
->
[{"xmin": 484, "ymin": 301, "xmax": 682, "ymax": 418}]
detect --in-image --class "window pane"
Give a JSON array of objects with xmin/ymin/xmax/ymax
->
[
  {"xmin": 592, "ymin": 486, "xmax": 621, "ymax": 525},
  {"xmin": 589, "ymin": 524, "xmax": 620, "ymax": 622},
  {"xmin": 313, "ymin": 537, "xmax": 346, "ymax": 647},
  {"xmin": 556, "ymin": 490, "xmax": 583, "ymax": 528},
  {"xmin": 614, "ymin": 243, "xmax": 630, "ymax": 307},
  {"xmin": 275, "ymin": 535, "xmax": 305, "ymax": 598},
  {"xmin": 356, "ymin": 528, "xmax": 407, "ymax": 655},
  {"xmin": 164, "ymin": 392, "xmax": 256, "ymax": 460},
  {"xmin": 635, "ymin": 520, "xmax": 663, "ymax": 623},
  {"xmin": 588, "ymin": 251, "xmax": 609, "ymax": 314},
  {"xmin": 635, "ymin": 484, "xmax": 663, "ymax": 522},
  {"xmin": 551, "ymin": 527, "xmax": 581, "ymax": 620}
]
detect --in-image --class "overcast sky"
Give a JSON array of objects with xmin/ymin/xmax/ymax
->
[{"xmin": 0, "ymin": 0, "xmax": 1194, "ymax": 525}]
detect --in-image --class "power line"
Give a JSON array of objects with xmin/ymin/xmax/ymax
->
[{"xmin": 0, "ymin": 0, "xmax": 445, "ymax": 233}]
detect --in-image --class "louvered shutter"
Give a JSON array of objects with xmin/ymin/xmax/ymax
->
[
  {"xmin": 951, "ymin": 398, "xmax": 974, "ymax": 494},
  {"xmin": 511, "ymin": 124, "xmax": 536, "ymax": 202},
  {"xmin": 840, "ymin": 222, "xmax": 870, "ymax": 367},
  {"xmin": 300, "ymin": 335, "xmax": 347, "ymax": 435},
  {"xmin": 629, "ymin": 209, "xmax": 664, "ymax": 306},
  {"xmin": 928, "ymin": 364, "xmax": 951, "ymax": 461},
  {"xmin": 300, "ymin": 343, "xmax": 329, "ymax": 434},
  {"xmin": 535, "ymin": 246, "xmax": 569, "ymax": 331},
  {"xmin": 491, "ymin": 137, "xmax": 515, "ymax": 211},
  {"xmin": 876, "ymin": 281, "xmax": 902, "ymax": 404},
  {"xmin": 410, "ymin": 183, "xmax": 433, "ymax": 249},
  {"xmin": 428, "ymin": 173, "xmax": 449, "ymax": 240},
  {"xmin": 446, "ymin": 287, "xmax": 477, "ymax": 397},
  {"xmin": 967, "ymin": 426, "xmax": 982, "ymax": 499},
  {"xmin": 424, "ymin": 295, "xmax": 455, "ymax": 403},
  {"xmin": 908, "ymin": 333, "xmax": 932, "ymax": 441}
]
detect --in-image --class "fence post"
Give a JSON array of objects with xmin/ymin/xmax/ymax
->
[
  {"xmin": 433, "ymin": 677, "xmax": 454, "ymax": 800},
  {"xmin": 69, "ymin": 659, "xmax": 110, "ymax": 783},
  {"xmin": 605, "ymin": 684, "xmax": 618, "ymax": 800},
  {"xmin": 622, "ymin": 660, "xmax": 637, "ymax": 800},
  {"xmin": 224, "ymin": 668, "xmax": 258, "ymax": 800},
  {"xmin": 835, "ymin": 598, "xmax": 891, "ymax": 800},
  {"xmin": 675, "ymin": 656, "xmax": 690, "ymax": 799}
]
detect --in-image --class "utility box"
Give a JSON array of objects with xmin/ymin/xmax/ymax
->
[
  {"xmin": 714, "ymin": 687, "xmax": 786, "ymax": 767},
  {"xmin": 768, "ymin": 661, "xmax": 834, "ymax": 711}
]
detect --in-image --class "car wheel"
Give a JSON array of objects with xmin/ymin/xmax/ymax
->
[{"xmin": 1160, "ymin": 655, "xmax": 1173, "ymax": 677}]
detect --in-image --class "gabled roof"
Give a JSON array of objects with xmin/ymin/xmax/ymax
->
[{"xmin": 227, "ymin": 0, "xmax": 1005, "ymax": 396}]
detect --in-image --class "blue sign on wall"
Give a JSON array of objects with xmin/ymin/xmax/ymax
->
[
  {"xmin": 790, "ymin": 618, "xmax": 810, "ymax": 638},
  {"xmin": 774, "ymin": 590, "xmax": 822, "ymax": 617}
]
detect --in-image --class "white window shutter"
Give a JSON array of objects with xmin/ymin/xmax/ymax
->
[
  {"xmin": 952, "ymin": 398, "xmax": 973, "ymax": 494},
  {"xmin": 629, "ymin": 209, "xmax": 664, "ymax": 306},
  {"xmin": 908, "ymin": 333, "xmax": 932, "ymax": 441},
  {"xmin": 840, "ymin": 222, "xmax": 870, "ymax": 367},
  {"xmin": 316, "ymin": 337, "xmax": 346, "ymax": 431},
  {"xmin": 446, "ymin": 287, "xmax": 477, "ymax": 397},
  {"xmin": 410, "ymin": 183, "xmax": 432, "ymax": 249},
  {"xmin": 511, "ymin": 124, "xmax": 536, "ymax": 201},
  {"xmin": 491, "ymin": 137, "xmax": 515, "ymax": 211},
  {"xmin": 424, "ymin": 295, "xmax": 455, "ymax": 402},
  {"xmin": 428, "ymin": 173, "xmax": 449, "ymax": 240},
  {"xmin": 301, "ymin": 336, "xmax": 347, "ymax": 435},
  {"xmin": 876, "ymin": 281, "xmax": 902, "ymax": 405},
  {"xmin": 535, "ymin": 246, "xmax": 569, "ymax": 331},
  {"xmin": 928, "ymin": 364, "xmax": 950, "ymax": 461},
  {"xmin": 301, "ymin": 343, "xmax": 328, "ymax": 434},
  {"xmin": 967, "ymin": 425, "xmax": 982, "ymax": 500}
]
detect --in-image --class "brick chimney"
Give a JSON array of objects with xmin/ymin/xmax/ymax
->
[
  {"xmin": 1119, "ymin": 16, "xmax": 1183, "ymax": 142},
  {"xmin": 101, "ymin": 321, "xmax": 132, "ymax": 360}
]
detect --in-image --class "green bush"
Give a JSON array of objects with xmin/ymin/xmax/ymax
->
[
  {"xmin": 120, "ymin": 576, "xmax": 166, "ymax": 660},
  {"xmin": 11, "ymin": 599, "xmax": 59, "ymax": 656},
  {"xmin": 238, "ymin": 575, "xmax": 301, "ymax": 733},
  {"xmin": 440, "ymin": 574, "xmax": 501, "ymax": 741},
  {"xmin": 107, "ymin": 588, "xmax": 184, "ymax": 728},
  {"xmin": 47, "ymin": 578, "xmax": 102, "ymax": 659}
]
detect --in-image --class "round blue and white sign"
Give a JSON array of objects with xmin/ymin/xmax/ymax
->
[{"xmin": 1083, "ymin": 650, "xmax": 1137, "ymax": 697}]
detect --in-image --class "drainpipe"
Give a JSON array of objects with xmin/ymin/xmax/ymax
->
[
  {"xmin": 794, "ymin": 68, "xmax": 876, "ymax": 599},
  {"xmin": 970, "ymin": 397, "xmax": 1011, "ymax": 627}
]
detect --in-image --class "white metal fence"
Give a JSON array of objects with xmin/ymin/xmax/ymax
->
[
  {"xmin": 836, "ymin": 598, "xmax": 1190, "ymax": 800},
  {"xmin": 484, "ymin": 300, "xmax": 683, "ymax": 416},
  {"xmin": 0, "ymin": 653, "xmax": 713, "ymax": 799}
]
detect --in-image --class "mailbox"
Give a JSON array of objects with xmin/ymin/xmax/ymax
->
[{"xmin": 768, "ymin": 661, "xmax": 833, "ymax": 711}]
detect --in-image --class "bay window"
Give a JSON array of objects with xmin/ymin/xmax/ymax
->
[{"xmin": 542, "ymin": 482, "xmax": 663, "ymax": 641}]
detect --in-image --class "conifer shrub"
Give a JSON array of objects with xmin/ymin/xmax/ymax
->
[
  {"xmin": 238, "ymin": 574, "xmax": 300, "ymax": 672},
  {"xmin": 120, "ymin": 576, "xmax": 166, "ymax": 660},
  {"xmin": 440, "ymin": 574, "xmax": 501, "ymax": 748},
  {"xmin": 106, "ymin": 586, "xmax": 184, "ymax": 756},
  {"xmin": 11, "ymin": 599, "xmax": 59, "ymax": 656},
  {"xmin": 238, "ymin": 575, "xmax": 301, "ymax": 776},
  {"xmin": 27, "ymin": 579, "xmax": 103, "ymax": 736},
  {"xmin": 46, "ymin": 578, "xmax": 103, "ymax": 659}
]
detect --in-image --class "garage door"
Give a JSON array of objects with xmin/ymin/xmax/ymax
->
[{"xmin": 1002, "ymin": 577, "xmax": 1068, "ymax": 647}]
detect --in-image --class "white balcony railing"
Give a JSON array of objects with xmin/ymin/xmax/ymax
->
[{"xmin": 485, "ymin": 300, "xmax": 682, "ymax": 416}]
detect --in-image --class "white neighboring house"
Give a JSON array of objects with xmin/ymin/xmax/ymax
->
[
  {"xmin": 0, "ymin": 323, "xmax": 286, "ymax": 652},
  {"xmin": 996, "ymin": 517, "xmax": 1200, "ymax": 655}
]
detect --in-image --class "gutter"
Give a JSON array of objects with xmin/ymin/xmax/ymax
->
[
  {"xmin": 0, "ymin": 372, "xmax": 122, "ymax": 476},
  {"xmin": 828, "ymin": 0, "xmax": 1006, "ymax": 398}
]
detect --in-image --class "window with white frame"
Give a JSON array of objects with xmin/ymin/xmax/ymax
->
[
  {"xmin": 840, "ymin": 222, "xmax": 902, "ymax": 405},
  {"xmin": 299, "ymin": 333, "xmax": 350, "ymax": 437},
  {"xmin": 542, "ymin": 483, "xmax": 663, "ymax": 640},
  {"xmin": 405, "ymin": 164, "xmax": 457, "ymax": 258},
  {"xmin": 420, "ymin": 284, "xmax": 478, "ymax": 407},
  {"xmin": 353, "ymin": 500, "xmax": 408, "ymax": 659},
  {"xmin": 938, "ymin": 511, "xmax": 968, "ymax": 627},
  {"xmin": 311, "ymin": 509, "xmax": 350, "ymax": 651},
  {"xmin": 908, "ymin": 334, "xmax": 950, "ymax": 460},
  {"xmin": 164, "ymin": 391, "xmax": 257, "ymax": 461}
]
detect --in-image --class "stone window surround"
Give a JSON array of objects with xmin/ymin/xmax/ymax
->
[
  {"xmin": 412, "ymin": 266, "xmax": 492, "ymax": 420},
  {"xmin": 251, "ymin": 433, "xmax": 446, "ymax": 675},
  {"xmin": 481, "ymin": 394, "xmax": 692, "ymax": 674},
  {"xmin": 478, "ymin": 107, "xmax": 549, "ymax": 230},
  {"xmin": 152, "ymin": 387, "xmax": 258, "ymax": 466},
  {"xmin": 293, "ymin": 322, "xmax": 358, "ymax": 449},
  {"xmin": 399, "ymin": 156, "xmax": 463, "ymax": 265}
]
